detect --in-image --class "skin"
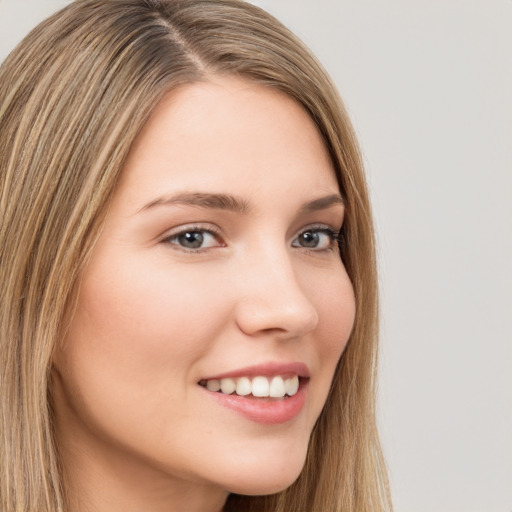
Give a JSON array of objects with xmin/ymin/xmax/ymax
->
[{"xmin": 51, "ymin": 76, "xmax": 356, "ymax": 512}]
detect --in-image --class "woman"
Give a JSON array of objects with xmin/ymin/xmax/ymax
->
[{"xmin": 0, "ymin": 1, "xmax": 391, "ymax": 511}]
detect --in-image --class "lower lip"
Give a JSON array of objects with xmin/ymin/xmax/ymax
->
[{"xmin": 202, "ymin": 381, "xmax": 308, "ymax": 425}]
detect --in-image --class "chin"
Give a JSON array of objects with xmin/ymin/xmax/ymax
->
[
  {"xmin": 227, "ymin": 470, "xmax": 303, "ymax": 497},
  {"xmin": 221, "ymin": 445, "xmax": 308, "ymax": 496}
]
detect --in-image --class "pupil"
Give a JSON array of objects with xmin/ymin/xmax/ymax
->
[
  {"xmin": 301, "ymin": 231, "xmax": 319, "ymax": 247},
  {"xmin": 179, "ymin": 231, "xmax": 204, "ymax": 248}
]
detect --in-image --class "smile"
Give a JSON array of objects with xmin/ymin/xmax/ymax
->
[
  {"xmin": 199, "ymin": 375, "xmax": 300, "ymax": 398},
  {"xmin": 198, "ymin": 362, "xmax": 310, "ymax": 424}
]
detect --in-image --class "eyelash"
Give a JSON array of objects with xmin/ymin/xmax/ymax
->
[
  {"xmin": 161, "ymin": 224, "xmax": 343, "ymax": 253},
  {"xmin": 291, "ymin": 225, "xmax": 342, "ymax": 253},
  {"xmin": 162, "ymin": 224, "xmax": 224, "ymax": 252}
]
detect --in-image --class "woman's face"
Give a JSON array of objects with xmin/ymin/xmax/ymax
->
[{"xmin": 52, "ymin": 76, "xmax": 355, "ymax": 506}]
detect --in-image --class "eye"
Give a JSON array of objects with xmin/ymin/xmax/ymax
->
[
  {"xmin": 162, "ymin": 226, "xmax": 223, "ymax": 251},
  {"xmin": 292, "ymin": 227, "xmax": 340, "ymax": 251}
]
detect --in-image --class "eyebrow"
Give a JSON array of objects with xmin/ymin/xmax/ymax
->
[
  {"xmin": 298, "ymin": 193, "xmax": 344, "ymax": 214},
  {"xmin": 137, "ymin": 191, "xmax": 344, "ymax": 215},
  {"xmin": 138, "ymin": 192, "xmax": 251, "ymax": 214}
]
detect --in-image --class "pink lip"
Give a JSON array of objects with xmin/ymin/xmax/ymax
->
[
  {"xmin": 199, "ymin": 362, "xmax": 310, "ymax": 425},
  {"xmin": 201, "ymin": 379, "xmax": 308, "ymax": 425},
  {"xmin": 201, "ymin": 361, "xmax": 310, "ymax": 381}
]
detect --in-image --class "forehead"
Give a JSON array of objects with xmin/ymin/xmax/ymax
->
[{"xmin": 114, "ymin": 76, "xmax": 338, "ymax": 211}]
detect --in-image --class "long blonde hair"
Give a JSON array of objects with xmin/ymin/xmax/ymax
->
[{"xmin": 0, "ymin": 1, "xmax": 391, "ymax": 510}]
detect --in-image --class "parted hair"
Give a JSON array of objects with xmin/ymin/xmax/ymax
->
[{"xmin": 0, "ymin": 1, "xmax": 391, "ymax": 510}]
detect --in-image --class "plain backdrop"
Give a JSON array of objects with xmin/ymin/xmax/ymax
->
[{"xmin": 1, "ymin": 1, "xmax": 511, "ymax": 511}]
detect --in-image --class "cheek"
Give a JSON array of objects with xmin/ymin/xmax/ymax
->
[
  {"xmin": 315, "ymin": 268, "xmax": 356, "ymax": 355},
  {"xmin": 308, "ymin": 268, "xmax": 355, "ymax": 410},
  {"xmin": 52, "ymin": 254, "xmax": 237, "ymax": 468},
  {"xmin": 54, "ymin": 254, "xmax": 231, "ymax": 421},
  {"xmin": 73, "ymin": 255, "xmax": 226, "ymax": 363}
]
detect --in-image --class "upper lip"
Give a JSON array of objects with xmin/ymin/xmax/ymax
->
[{"xmin": 201, "ymin": 362, "xmax": 310, "ymax": 381}]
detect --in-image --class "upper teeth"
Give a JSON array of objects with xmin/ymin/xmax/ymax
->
[{"xmin": 204, "ymin": 375, "xmax": 300, "ymax": 398}]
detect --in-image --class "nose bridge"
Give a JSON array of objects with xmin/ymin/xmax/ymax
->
[{"xmin": 235, "ymin": 240, "xmax": 319, "ymax": 337}]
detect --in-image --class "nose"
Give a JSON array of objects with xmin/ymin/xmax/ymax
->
[{"xmin": 234, "ymin": 247, "xmax": 319, "ymax": 339}]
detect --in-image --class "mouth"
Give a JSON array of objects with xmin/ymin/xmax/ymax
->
[
  {"xmin": 198, "ymin": 363, "xmax": 310, "ymax": 425},
  {"xmin": 198, "ymin": 375, "xmax": 303, "ymax": 399}
]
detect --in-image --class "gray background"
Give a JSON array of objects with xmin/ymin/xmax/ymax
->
[{"xmin": 1, "ymin": 1, "xmax": 511, "ymax": 511}]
